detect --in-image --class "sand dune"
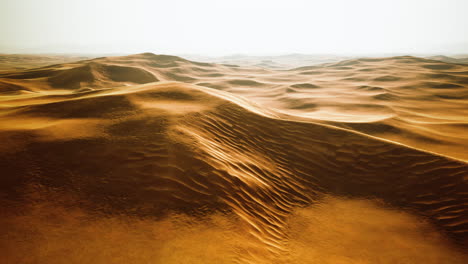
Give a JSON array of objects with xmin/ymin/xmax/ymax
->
[
  {"xmin": 0, "ymin": 54, "xmax": 93, "ymax": 72},
  {"xmin": 182, "ymin": 53, "xmax": 353, "ymax": 69},
  {"xmin": 428, "ymin": 55, "xmax": 468, "ymax": 65},
  {"xmin": 3, "ymin": 53, "xmax": 467, "ymax": 161},
  {"xmin": 0, "ymin": 53, "xmax": 467, "ymax": 263}
]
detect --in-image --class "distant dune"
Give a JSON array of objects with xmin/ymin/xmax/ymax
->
[
  {"xmin": 2, "ymin": 53, "xmax": 467, "ymax": 161},
  {"xmin": 0, "ymin": 53, "xmax": 467, "ymax": 263},
  {"xmin": 182, "ymin": 53, "xmax": 352, "ymax": 69},
  {"xmin": 0, "ymin": 54, "xmax": 93, "ymax": 72},
  {"xmin": 428, "ymin": 55, "xmax": 468, "ymax": 65}
]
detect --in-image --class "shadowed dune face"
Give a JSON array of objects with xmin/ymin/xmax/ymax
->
[
  {"xmin": 0, "ymin": 53, "xmax": 468, "ymax": 263},
  {"xmin": 2, "ymin": 193, "xmax": 467, "ymax": 264},
  {"xmin": 50, "ymin": 63, "xmax": 159, "ymax": 88}
]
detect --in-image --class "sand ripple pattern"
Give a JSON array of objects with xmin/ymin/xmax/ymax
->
[{"xmin": 0, "ymin": 54, "xmax": 467, "ymax": 263}]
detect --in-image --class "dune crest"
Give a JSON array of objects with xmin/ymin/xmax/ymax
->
[{"xmin": 1, "ymin": 53, "xmax": 467, "ymax": 263}]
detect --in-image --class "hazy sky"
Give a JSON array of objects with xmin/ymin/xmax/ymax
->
[{"xmin": 1, "ymin": 0, "xmax": 468, "ymax": 55}]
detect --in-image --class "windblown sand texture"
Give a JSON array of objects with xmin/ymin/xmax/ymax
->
[{"xmin": 0, "ymin": 53, "xmax": 467, "ymax": 264}]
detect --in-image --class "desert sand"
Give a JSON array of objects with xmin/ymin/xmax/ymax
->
[
  {"xmin": 0, "ymin": 53, "xmax": 467, "ymax": 263},
  {"xmin": 0, "ymin": 54, "xmax": 93, "ymax": 73}
]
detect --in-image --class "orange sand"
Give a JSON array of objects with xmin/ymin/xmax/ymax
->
[{"xmin": 0, "ymin": 53, "xmax": 467, "ymax": 263}]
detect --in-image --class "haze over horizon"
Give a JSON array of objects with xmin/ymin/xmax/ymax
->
[
  {"xmin": 2, "ymin": 1, "xmax": 468, "ymax": 263},
  {"xmin": 1, "ymin": 0, "xmax": 468, "ymax": 56}
]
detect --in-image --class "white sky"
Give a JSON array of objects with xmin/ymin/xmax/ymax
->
[{"xmin": 1, "ymin": 0, "xmax": 468, "ymax": 55}]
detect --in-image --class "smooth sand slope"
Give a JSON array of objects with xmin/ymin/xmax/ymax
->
[{"xmin": 0, "ymin": 53, "xmax": 467, "ymax": 264}]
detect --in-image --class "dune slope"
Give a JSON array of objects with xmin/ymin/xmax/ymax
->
[
  {"xmin": 0, "ymin": 53, "xmax": 467, "ymax": 263},
  {"xmin": 2, "ymin": 53, "xmax": 467, "ymax": 161}
]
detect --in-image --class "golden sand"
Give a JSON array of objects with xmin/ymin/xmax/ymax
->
[{"xmin": 0, "ymin": 53, "xmax": 467, "ymax": 263}]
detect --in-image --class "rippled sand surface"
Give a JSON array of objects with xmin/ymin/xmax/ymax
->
[{"xmin": 1, "ymin": 53, "xmax": 467, "ymax": 263}]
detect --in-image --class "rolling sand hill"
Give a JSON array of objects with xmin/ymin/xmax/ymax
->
[
  {"xmin": 0, "ymin": 53, "xmax": 467, "ymax": 264},
  {"xmin": 428, "ymin": 55, "xmax": 468, "ymax": 65},
  {"xmin": 0, "ymin": 54, "xmax": 93, "ymax": 72}
]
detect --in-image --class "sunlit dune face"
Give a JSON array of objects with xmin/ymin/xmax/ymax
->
[
  {"xmin": 133, "ymin": 100, "xmax": 211, "ymax": 115},
  {"xmin": 0, "ymin": 117, "xmax": 107, "ymax": 139},
  {"xmin": 287, "ymin": 109, "xmax": 396, "ymax": 123},
  {"xmin": 288, "ymin": 197, "xmax": 468, "ymax": 264}
]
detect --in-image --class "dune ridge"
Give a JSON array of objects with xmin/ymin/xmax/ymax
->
[
  {"xmin": 0, "ymin": 53, "xmax": 467, "ymax": 263},
  {"xmin": 2, "ymin": 53, "xmax": 468, "ymax": 161}
]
